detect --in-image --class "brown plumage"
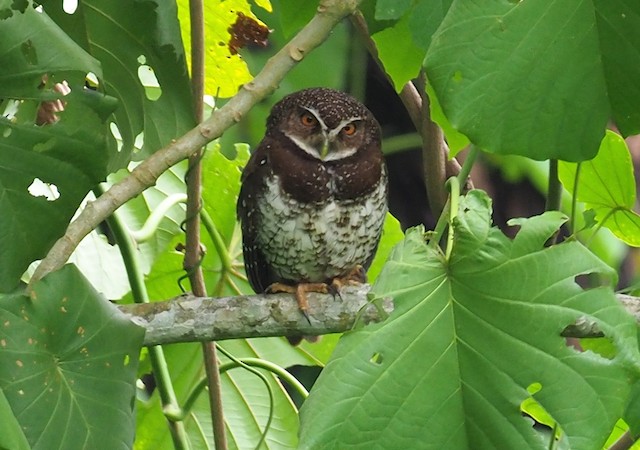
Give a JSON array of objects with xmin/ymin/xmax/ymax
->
[{"xmin": 237, "ymin": 88, "xmax": 388, "ymax": 320}]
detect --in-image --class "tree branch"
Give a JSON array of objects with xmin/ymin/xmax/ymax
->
[
  {"xmin": 118, "ymin": 287, "xmax": 640, "ymax": 346},
  {"xmin": 28, "ymin": 0, "xmax": 363, "ymax": 288},
  {"xmin": 349, "ymin": 11, "xmax": 466, "ymax": 193},
  {"xmin": 119, "ymin": 285, "xmax": 393, "ymax": 346}
]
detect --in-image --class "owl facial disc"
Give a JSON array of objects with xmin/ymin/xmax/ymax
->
[{"xmin": 284, "ymin": 107, "xmax": 362, "ymax": 162}]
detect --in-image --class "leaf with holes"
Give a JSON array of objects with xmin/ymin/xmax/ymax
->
[
  {"xmin": 42, "ymin": 0, "xmax": 196, "ymax": 163},
  {"xmin": 0, "ymin": 265, "xmax": 144, "ymax": 450},
  {"xmin": 0, "ymin": 88, "xmax": 115, "ymax": 292},
  {"xmin": 0, "ymin": 3, "xmax": 101, "ymax": 98},
  {"xmin": 425, "ymin": 1, "xmax": 640, "ymax": 161},
  {"xmin": 559, "ymin": 130, "xmax": 640, "ymax": 246},
  {"xmin": 177, "ymin": 0, "xmax": 271, "ymax": 98},
  {"xmin": 299, "ymin": 190, "xmax": 640, "ymax": 450}
]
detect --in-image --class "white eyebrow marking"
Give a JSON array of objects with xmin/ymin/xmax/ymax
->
[
  {"xmin": 328, "ymin": 116, "xmax": 362, "ymax": 139},
  {"xmin": 302, "ymin": 106, "xmax": 328, "ymax": 131}
]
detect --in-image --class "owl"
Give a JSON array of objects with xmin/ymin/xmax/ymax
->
[{"xmin": 237, "ymin": 88, "xmax": 388, "ymax": 319}]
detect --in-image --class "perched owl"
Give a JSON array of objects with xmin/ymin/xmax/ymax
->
[{"xmin": 237, "ymin": 88, "xmax": 388, "ymax": 318}]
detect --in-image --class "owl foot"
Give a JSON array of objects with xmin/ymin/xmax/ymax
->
[
  {"xmin": 266, "ymin": 282, "xmax": 329, "ymax": 324},
  {"xmin": 330, "ymin": 265, "xmax": 368, "ymax": 291}
]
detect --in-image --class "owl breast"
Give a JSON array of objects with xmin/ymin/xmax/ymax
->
[{"xmin": 255, "ymin": 170, "xmax": 387, "ymax": 283}]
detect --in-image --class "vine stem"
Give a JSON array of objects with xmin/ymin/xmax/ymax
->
[
  {"xmin": 28, "ymin": 0, "xmax": 364, "ymax": 289},
  {"xmin": 430, "ymin": 145, "xmax": 480, "ymax": 248},
  {"xmin": 569, "ymin": 163, "xmax": 581, "ymax": 236},
  {"xmin": 174, "ymin": 357, "xmax": 310, "ymax": 422},
  {"xmin": 95, "ymin": 186, "xmax": 190, "ymax": 449},
  {"xmin": 444, "ymin": 177, "xmax": 460, "ymax": 261},
  {"xmin": 186, "ymin": 0, "xmax": 227, "ymax": 449}
]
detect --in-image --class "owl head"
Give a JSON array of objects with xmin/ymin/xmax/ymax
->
[{"xmin": 266, "ymin": 87, "xmax": 380, "ymax": 162}]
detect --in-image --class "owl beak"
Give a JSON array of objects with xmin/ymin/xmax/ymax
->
[{"xmin": 320, "ymin": 141, "xmax": 330, "ymax": 159}]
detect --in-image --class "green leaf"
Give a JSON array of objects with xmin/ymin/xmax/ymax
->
[
  {"xmin": 0, "ymin": 265, "xmax": 144, "ymax": 450},
  {"xmin": 299, "ymin": 190, "xmax": 640, "ymax": 449},
  {"xmin": 425, "ymin": 1, "xmax": 640, "ymax": 161},
  {"xmin": 625, "ymin": 381, "xmax": 640, "ymax": 437},
  {"xmin": 367, "ymin": 213, "xmax": 404, "ymax": 282},
  {"xmin": 559, "ymin": 130, "xmax": 640, "ymax": 246},
  {"xmin": 0, "ymin": 2, "xmax": 101, "ymax": 98},
  {"xmin": 375, "ymin": 0, "xmax": 412, "ymax": 20},
  {"xmin": 0, "ymin": 89, "xmax": 115, "ymax": 292},
  {"xmin": 595, "ymin": 0, "xmax": 640, "ymax": 136},
  {"xmin": 426, "ymin": 81, "xmax": 469, "ymax": 155},
  {"xmin": 0, "ymin": 389, "xmax": 30, "ymax": 450},
  {"xmin": 177, "ymin": 0, "xmax": 270, "ymax": 98},
  {"xmin": 372, "ymin": 15, "xmax": 424, "ymax": 92},
  {"xmin": 42, "ymin": 0, "xmax": 196, "ymax": 162},
  {"xmin": 272, "ymin": 0, "xmax": 317, "ymax": 38}
]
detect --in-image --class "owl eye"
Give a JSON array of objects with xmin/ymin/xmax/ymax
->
[
  {"xmin": 341, "ymin": 123, "xmax": 357, "ymax": 136},
  {"xmin": 300, "ymin": 112, "xmax": 318, "ymax": 127}
]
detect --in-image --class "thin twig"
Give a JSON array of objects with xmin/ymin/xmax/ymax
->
[
  {"xmin": 419, "ymin": 71, "xmax": 448, "ymax": 216},
  {"xmin": 186, "ymin": 0, "xmax": 228, "ymax": 449},
  {"xmin": 349, "ymin": 11, "xmax": 465, "ymax": 189},
  {"xmin": 28, "ymin": 0, "xmax": 364, "ymax": 289}
]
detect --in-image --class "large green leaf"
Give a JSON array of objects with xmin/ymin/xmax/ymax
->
[
  {"xmin": 0, "ymin": 2, "xmax": 118, "ymax": 291},
  {"xmin": 0, "ymin": 88, "xmax": 115, "ymax": 292},
  {"xmin": 425, "ymin": 1, "xmax": 640, "ymax": 161},
  {"xmin": 0, "ymin": 389, "xmax": 30, "ymax": 450},
  {"xmin": 559, "ymin": 130, "xmax": 640, "ymax": 246},
  {"xmin": 299, "ymin": 190, "xmax": 640, "ymax": 449},
  {"xmin": 42, "ymin": 0, "xmax": 195, "ymax": 162},
  {"xmin": 0, "ymin": 2, "xmax": 100, "ymax": 97},
  {"xmin": 0, "ymin": 265, "xmax": 144, "ymax": 450}
]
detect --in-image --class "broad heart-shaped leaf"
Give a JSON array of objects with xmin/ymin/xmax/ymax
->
[
  {"xmin": 299, "ymin": 190, "xmax": 640, "ymax": 450},
  {"xmin": 559, "ymin": 130, "xmax": 640, "ymax": 246},
  {"xmin": 0, "ymin": 265, "xmax": 144, "ymax": 450},
  {"xmin": 41, "ymin": 0, "xmax": 195, "ymax": 164},
  {"xmin": 425, "ymin": 1, "xmax": 640, "ymax": 161}
]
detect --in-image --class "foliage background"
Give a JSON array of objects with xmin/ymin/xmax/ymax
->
[{"xmin": 0, "ymin": 0, "xmax": 640, "ymax": 449}]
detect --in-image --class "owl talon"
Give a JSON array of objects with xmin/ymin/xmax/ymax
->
[{"xmin": 266, "ymin": 282, "xmax": 329, "ymax": 323}]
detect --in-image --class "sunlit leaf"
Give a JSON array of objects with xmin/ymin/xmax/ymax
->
[
  {"xmin": 559, "ymin": 130, "xmax": 640, "ymax": 246},
  {"xmin": 177, "ymin": 0, "xmax": 271, "ymax": 98},
  {"xmin": 371, "ymin": 15, "xmax": 423, "ymax": 92}
]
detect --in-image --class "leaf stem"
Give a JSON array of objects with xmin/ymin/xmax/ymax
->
[
  {"xmin": 187, "ymin": 0, "xmax": 227, "ymax": 448},
  {"xmin": 546, "ymin": 159, "xmax": 562, "ymax": 212},
  {"xmin": 171, "ymin": 358, "xmax": 309, "ymax": 420},
  {"xmin": 97, "ymin": 186, "xmax": 190, "ymax": 450},
  {"xmin": 429, "ymin": 145, "xmax": 479, "ymax": 248},
  {"xmin": 200, "ymin": 207, "xmax": 234, "ymax": 272},
  {"xmin": 129, "ymin": 193, "xmax": 187, "ymax": 242},
  {"xmin": 569, "ymin": 163, "xmax": 581, "ymax": 236},
  {"xmin": 445, "ymin": 177, "xmax": 460, "ymax": 261}
]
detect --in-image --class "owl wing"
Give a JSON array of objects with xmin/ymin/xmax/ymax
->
[{"xmin": 237, "ymin": 140, "xmax": 276, "ymax": 293}]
